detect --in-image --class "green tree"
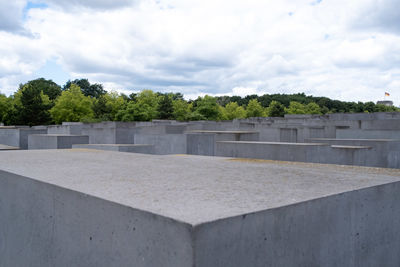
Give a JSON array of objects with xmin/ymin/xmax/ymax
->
[
  {"xmin": 0, "ymin": 93, "xmax": 12, "ymax": 123},
  {"xmin": 116, "ymin": 90, "xmax": 159, "ymax": 121},
  {"xmin": 193, "ymin": 95, "xmax": 221, "ymax": 120},
  {"xmin": 22, "ymin": 78, "xmax": 62, "ymax": 101},
  {"xmin": 13, "ymin": 84, "xmax": 53, "ymax": 126},
  {"xmin": 246, "ymin": 99, "xmax": 265, "ymax": 118},
  {"xmin": 64, "ymin": 79, "xmax": 106, "ymax": 98},
  {"xmin": 172, "ymin": 99, "xmax": 191, "ymax": 121},
  {"xmin": 224, "ymin": 102, "xmax": 246, "ymax": 120},
  {"xmin": 285, "ymin": 101, "xmax": 306, "ymax": 114},
  {"xmin": 50, "ymin": 84, "xmax": 94, "ymax": 124},
  {"xmin": 158, "ymin": 94, "xmax": 174, "ymax": 119},
  {"xmin": 93, "ymin": 91, "xmax": 126, "ymax": 121},
  {"xmin": 266, "ymin": 101, "xmax": 285, "ymax": 117},
  {"xmin": 304, "ymin": 102, "xmax": 322, "ymax": 114}
]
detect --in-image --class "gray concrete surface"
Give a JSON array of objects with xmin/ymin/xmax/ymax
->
[
  {"xmin": 215, "ymin": 140, "xmax": 398, "ymax": 168},
  {"xmin": 0, "ymin": 144, "xmax": 19, "ymax": 150},
  {"xmin": 0, "ymin": 127, "xmax": 47, "ymax": 149},
  {"xmin": 72, "ymin": 144, "xmax": 155, "ymax": 154},
  {"xmin": 186, "ymin": 130, "xmax": 260, "ymax": 156},
  {"xmin": 0, "ymin": 150, "xmax": 400, "ymax": 266},
  {"xmin": 28, "ymin": 134, "xmax": 89, "ymax": 149},
  {"xmin": 134, "ymin": 134, "xmax": 187, "ymax": 154}
]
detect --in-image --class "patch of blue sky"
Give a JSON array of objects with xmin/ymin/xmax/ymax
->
[
  {"xmin": 34, "ymin": 59, "xmax": 71, "ymax": 86},
  {"xmin": 23, "ymin": 1, "xmax": 48, "ymax": 20}
]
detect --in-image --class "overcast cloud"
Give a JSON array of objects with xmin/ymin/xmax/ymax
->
[{"xmin": 0, "ymin": 0, "xmax": 399, "ymax": 104}]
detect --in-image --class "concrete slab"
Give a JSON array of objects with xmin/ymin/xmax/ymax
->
[
  {"xmin": 0, "ymin": 144, "xmax": 19, "ymax": 150},
  {"xmin": 28, "ymin": 134, "xmax": 89, "ymax": 149},
  {"xmin": 72, "ymin": 144, "xmax": 154, "ymax": 154},
  {"xmin": 0, "ymin": 150, "xmax": 400, "ymax": 266}
]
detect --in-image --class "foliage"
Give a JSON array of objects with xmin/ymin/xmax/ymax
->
[
  {"xmin": 13, "ymin": 84, "xmax": 53, "ymax": 126},
  {"xmin": 193, "ymin": 95, "xmax": 221, "ymax": 120},
  {"xmin": 246, "ymin": 99, "xmax": 265, "ymax": 118},
  {"xmin": 266, "ymin": 101, "xmax": 285, "ymax": 117},
  {"xmin": 173, "ymin": 99, "xmax": 191, "ymax": 121},
  {"xmin": 93, "ymin": 91, "xmax": 126, "ymax": 121},
  {"xmin": 64, "ymin": 79, "xmax": 106, "ymax": 98},
  {"xmin": 1, "ymin": 76, "xmax": 399, "ymax": 125},
  {"xmin": 21, "ymin": 78, "xmax": 62, "ymax": 101},
  {"xmin": 116, "ymin": 90, "xmax": 159, "ymax": 121},
  {"xmin": 0, "ymin": 94, "xmax": 12, "ymax": 123},
  {"xmin": 50, "ymin": 84, "xmax": 94, "ymax": 124},
  {"xmin": 158, "ymin": 94, "xmax": 174, "ymax": 120},
  {"xmin": 285, "ymin": 101, "xmax": 307, "ymax": 114},
  {"xmin": 223, "ymin": 102, "xmax": 246, "ymax": 120}
]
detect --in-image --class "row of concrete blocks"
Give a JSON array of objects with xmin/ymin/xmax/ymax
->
[
  {"xmin": 22, "ymin": 131, "xmax": 400, "ymax": 169},
  {"xmin": 3, "ymin": 111, "xmax": 400, "ymax": 148}
]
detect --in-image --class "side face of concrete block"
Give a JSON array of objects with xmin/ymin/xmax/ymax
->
[
  {"xmin": 186, "ymin": 133, "xmax": 215, "ymax": 156},
  {"xmin": 0, "ymin": 128, "xmax": 20, "ymax": 147},
  {"xmin": 0, "ymin": 171, "xmax": 193, "ymax": 267},
  {"xmin": 28, "ymin": 135, "xmax": 58, "ymax": 149},
  {"xmin": 57, "ymin": 136, "xmax": 89, "ymax": 149},
  {"xmin": 134, "ymin": 134, "xmax": 186, "ymax": 155},
  {"xmin": 115, "ymin": 128, "xmax": 135, "ymax": 144},
  {"xmin": 194, "ymin": 182, "xmax": 400, "ymax": 267},
  {"xmin": 19, "ymin": 129, "xmax": 48, "ymax": 149},
  {"xmin": 82, "ymin": 127, "xmax": 116, "ymax": 144}
]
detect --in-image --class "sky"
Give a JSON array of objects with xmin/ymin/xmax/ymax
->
[{"xmin": 0, "ymin": 0, "xmax": 399, "ymax": 105}]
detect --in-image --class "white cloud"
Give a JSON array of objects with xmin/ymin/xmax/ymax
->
[{"xmin": 0, "ymin": 0, "xmax": 400, "ymax": 106}]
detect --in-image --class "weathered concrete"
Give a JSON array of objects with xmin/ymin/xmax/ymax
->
[
  {"xmin": 28, "ymin": 134, "xmax": 89, "ymax": 149},
  {"xmin": 72, "ymin": 144, "xmax": 154, "ymax": 154},
  {"xmin": 0, "ymin": 144, "xmax": 19, "ymax": 150},
  {"xmin": 215, "ymin": 141, "xmax": 398, "ymax": 168},
  {"xmin": 186, "ymin": 130, "xmax": 259, "ymax": 156},
  {"xmin": 134, "ymin": 134, "xmax": 187, "ymax": 155},
  {"xmin": 0, "ymin": 150, "xmax": 399, "ymax": 266},
  {"xmin": 0, "ymin": 126, "xmax": 47, "ymax": 149}
]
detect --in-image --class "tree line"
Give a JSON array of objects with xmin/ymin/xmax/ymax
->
[{"xmin": 0, "ymin": 78, "xmax": 398, "ymax": 126}]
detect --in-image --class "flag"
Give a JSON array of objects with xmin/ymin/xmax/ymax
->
[{"xmin": 385, "ymin": 92, "xmax": 390, "ymax": 96}]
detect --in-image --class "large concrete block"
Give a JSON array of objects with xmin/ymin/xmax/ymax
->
[
  {"xmin": 72, "ymin": 144, "xmax": 154, "ymax": 154},
  {"xmin": 134, "ymin": 134, "xmax": 187, "ymax": 155},
  {"xmin": 0, "ymin": 150, "xmax": 399, "ymax": 266},
  {"xmin": 0, "ymin": 127, "xmax": 47, "ymax": 149},
  {"xmin": 186, "ymin": 131, "xmax": 260, "ymax": 156},
  {"xmin": 28, "ymin": 134, "xmax": 89, "ymax": 149}
]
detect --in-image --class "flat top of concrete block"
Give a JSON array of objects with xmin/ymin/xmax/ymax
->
[
  {"xmin": 74, "ymin": 144, "xmax": 152, "ymax": 147},
  {"xmin": 217, "ymin": 141, "xmax": 329, "ymax": 146},
  {"xmin": 0, "ymin": 144, "xmax": 19, "ymax": 150},
  {"xmin": 0, "ymin": 150, "xmax": 399, "ymax": 225},
  {"xmin": 187, "ymin": 130, "xmax": 259, "ymax": 134},
  {"xmin": 31, "ymin": 134, "xmax": 87, "ymax": 137},
  {"xmin": 330, "ymin": 145, "xmax": 372, "ymax": 149},
  {"xmin": 308, "ymin": 138, "xmax": 399, "ymax": 142}
]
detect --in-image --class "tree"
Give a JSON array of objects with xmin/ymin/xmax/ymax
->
[
  {"xmin": 0, "ymin": 93, "xmax": 12, "ymax": 123},
  {"xmin": 193, "ymin": 95, "xmax": 221, "ymax": 120},
  {"xmin": 116, "ymin": 90, "xmax": 159, "ymax": 121},
  {"xmin": 158, "ymin": 94, "xmax": 174, "ymax": 119},
  {"xmin": 50, "ymin": 84, "xmax": 94, "ymax": 124},
  {"xmin": 266, "ymin": 101, "xmax": 285, "ymax": 117},
  {"xmin": 285, "ymin": 101, "xmax": 306, "ymax": 114},
  {"xmin": 64, "ymin": 79, "xmax": 106, "ymax": 98},
  {"xmin": 224, "ymin": 102, "xmax": 246, "ymax": 120},
  {"xmin": 246, "ymin": 99, "xmax": 265, "ymax": 118},
  {"xmin": 93, "ymin": 91, "xmax": 126, "ymax": 121},
  {"xmin": 22, "ymin": 78, "xmax": 62, "ymax": 101},
  {"xmin": 304, "ymin": 102, "xmax": 322, "ymax": 114},
  {"xmin": 13, "ymin": 84, "xmax": 53, "ymax": 126},
  {"xmin": 172, "ymin": 99, "xmax": 191, "ymax": 121}
]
